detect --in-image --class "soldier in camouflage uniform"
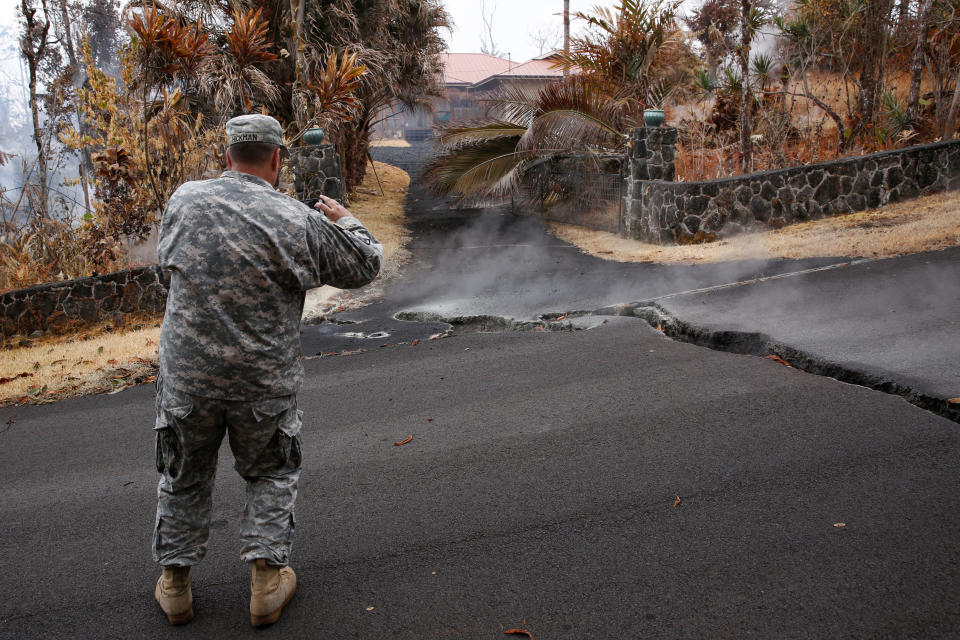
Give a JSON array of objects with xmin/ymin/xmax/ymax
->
[{"xmin": 152, "ymin": 114, "xmax": 382, "ymax": 627}]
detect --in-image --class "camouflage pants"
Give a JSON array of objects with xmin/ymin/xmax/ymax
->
[{"xmin": 152, "ymin": 379, "xmax": 302, "ymax": 567}]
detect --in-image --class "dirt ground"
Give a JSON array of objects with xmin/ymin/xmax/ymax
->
[
  {"xmin": 548, "ymin": 190, "xmax": 960, "ymax": 263},
  {"xmin": 0, "ymin": 161, "xmax": 411, "ymax": 406}
]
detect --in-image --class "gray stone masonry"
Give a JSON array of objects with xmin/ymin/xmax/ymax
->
[
  {"xmin": 627, "ymin": 126, "xmax": 677, "ymax": 182},
  {"xmin": 0, "ymin": 266, "xmax": 169, "ymax": 339},
  {"xmin": 289, "ymin": 143, "xmax": 345, "ymax": 204},
  {"xmin": 622, "ymin": 133, "xmax": 960, "ymax": 244}
]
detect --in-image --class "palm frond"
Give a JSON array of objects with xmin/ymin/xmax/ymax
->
[
  {"xmin": 434, "ymin": 122, "xmax": 529, "ymax": 149},
  {"xmin": 453, "ymin": 152, "xmax": 536, "ymax": 200},
  {"xmin": 520, "ymin": 109, "xmax": 623, "ymax": 153},
  {"xmin": 423, "ymin": 135, "xmax": 523, "ymax": 197}
]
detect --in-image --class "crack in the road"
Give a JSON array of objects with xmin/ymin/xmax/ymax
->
[
  {"xmin": 394, "ymin": 310, "xmax": 590, "ymax": 334},
  {"xmin": 386, "ymin": 255, "xmax": 957, "ymax": 425},
  {"xmin": 394, "ymin": 296, "xmax": 958, "ymax": 425},
  {"xmin": 602, "ymin": 300, "xmax": 960, "ymax": 425}
]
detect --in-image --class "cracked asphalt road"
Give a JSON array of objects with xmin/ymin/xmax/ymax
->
[
  {"xmin": 1, "ymin": 145, "xmax": 958, "ymax": 638},
  {"xmin": 654, "ymin": 248, "xmax": 960, "ymax": 407},
  {"xmin": 312, "ymin": 144, "xmax": 960, "ymax": 419}
]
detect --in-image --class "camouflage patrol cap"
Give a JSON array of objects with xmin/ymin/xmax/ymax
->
[{"xmin": 226, "ymin": 114, "xmax": 289, "ymax": 155}]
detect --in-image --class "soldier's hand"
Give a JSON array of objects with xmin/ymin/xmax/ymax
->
[{"xmin": 314, "ymin": 194, "xmax": 352, "ymax": 222}]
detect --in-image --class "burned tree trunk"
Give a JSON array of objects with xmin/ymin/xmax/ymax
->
[
  {"xmin": 55, "ymin": 0, "xmax": 92, "ymax": 216},
  {"xmin": 19, "ymin": 0, "xmax": 51, "ymax": 207},
  {"xmin": 906, "ymin": 0, "xmax": 935, "ymax": 124},
  {"xmin": 739, "ymin": 0, "xmax": 753, "ymax": 172},
  {"xmin": 855, "ymin": 0, "xmax": 894, "ymax": 137}
]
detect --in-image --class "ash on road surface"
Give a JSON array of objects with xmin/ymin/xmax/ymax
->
[
  {"xmin": 317, "ymin": 143, "xmax": 960, "ymax": 422},
  {"xmin": 2, "ymin": 323, "xmax": 959, "ymax": 638},
  {"xmin": 1, "ymin": 143, "xmax": 957, "ymax": 639}
]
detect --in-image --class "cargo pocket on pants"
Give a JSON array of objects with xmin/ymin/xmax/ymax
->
[
  {"xmin": 279, "ymin": 408, "xmax": 303, "ymax": 470},
  {"xmin": 250, "ymin": 397, "xmax": 302, "ymax": 473},
  {"xmin": 154, "ymin": 392, "xmax": 193, "ymax": 477}
]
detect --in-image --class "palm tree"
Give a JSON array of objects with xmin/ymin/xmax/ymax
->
[
  {"xmin": 425, "ymin": 0, "xmax": 691, "ymax": 202},
  {"xmin": 424, "ymin": 76, "xmax": 636, "ymax": 203},
  {"xmin": 139, "ymin": 0, "xmax": 450, "ymax": 189},
  {"xmin": 243, "ymin": 0, "xmax": 452, "ymax": 189}
]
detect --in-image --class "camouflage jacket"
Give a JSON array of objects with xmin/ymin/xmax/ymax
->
[{"xmin": 158, "ymin": 170, "xmax": 382, "ymax": 400}]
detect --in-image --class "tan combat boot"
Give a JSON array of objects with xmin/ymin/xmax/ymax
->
[
  {"xmin": 154, "ymin": 565, "xmax": 193, "ymax": 625},
  {"xmin": 249, "ymin": 559, "xmax": 297, "ymax": 627}
]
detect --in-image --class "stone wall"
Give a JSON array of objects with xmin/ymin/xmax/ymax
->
[
  {"xmin": 0, "ymin": 266, "xmax": 169, "ymax": 338},
  {"xmin": 288, "ymin": 143, "xmax": 345, "ymax": 204},
  {"xmin": 627, "ymin": 126, "xmax": 676, "ymax": 181},
  {"xmin": 623, "ymin": 133, "xmax": 960, "ymax": 244}
]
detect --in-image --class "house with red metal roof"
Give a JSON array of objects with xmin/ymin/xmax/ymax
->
[
  {"xmin": 438, "ymin": 51, "xmax": 566, "ymax": 124},
  {"xmin": 378, "ymin": 52, "xmax": 567, "ymax": 140}
]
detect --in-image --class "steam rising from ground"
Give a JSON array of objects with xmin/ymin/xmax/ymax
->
[{"xmin": 381, "ymin": 200, "xmax": 843, "ymax": 321}]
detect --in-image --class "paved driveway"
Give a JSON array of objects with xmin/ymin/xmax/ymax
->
[
  {"xmin": 2, "ymin": 322, "xmax": 959, "ymax": 638},
  {"xmin": 1, "ymin": 147, "xmax": 957, "ymax": 638}
]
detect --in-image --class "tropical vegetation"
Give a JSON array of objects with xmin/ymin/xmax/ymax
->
[
  {"xmin": 427, "ymin": 0, "xmax": 960, "ymax": 201},
  {"xmin": 2, "ymin": 0, "xmax": 450, "ymax": 290},
  {"xmin": 426, "ymin": 0, "xmax": 695, "ymax": 203}
]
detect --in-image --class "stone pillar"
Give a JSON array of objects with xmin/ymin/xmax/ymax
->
[
  {"xmin": 627, "ymin": 126, "xmax": 677, "ymax": 182},
  {"xmin": 289, "ymin": 143, "xmax": 345, "ymax": 204},
  {"xmin": 622, "ymin": 126, "xmax": 678, "ymax": 243}
]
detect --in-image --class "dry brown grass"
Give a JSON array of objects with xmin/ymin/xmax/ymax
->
[
  {"xmin": 0, "ymin": 317, "xmax": 161, "ymax": 405},
  {"xmin": 2, "ymin": 161, "xmax": 412, "ymax": 406},
  {"xmin": 369, "ymin": 138, "xmax": 411, "ymax": 148},
  {"xmin": 547, "ymin": 190, "xmax": 960, "ymax": 264}
]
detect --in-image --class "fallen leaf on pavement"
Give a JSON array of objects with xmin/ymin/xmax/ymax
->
[
  {"xmin": 504, "ymin": 630, "xmax": 533, "ymax": 638},
  {"xmin": 674, "ymin": 495, "xmax": 682, "ymax": 508},
  {"xmin": 393, "ymin": 435, "xmax": 413, "ymax": 446},
  {"xmin": 556, "ymin": 314, "xmax": 568, "ymax": 321},
  {"xmin": 834, "ymin": 522, "xmax": 846, "ymax": 527},
  {"xmin": 765, "ymin": 355, "xmax": 792, "ymax": 367},
  {"xmin": 411, "ymin": 339, "xmax": 419, "ymax": 346},
  {"xmin": 429, "ymin": 333, "xmax": 445, "ymax": 340}
]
